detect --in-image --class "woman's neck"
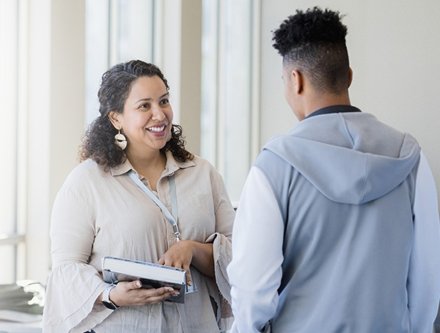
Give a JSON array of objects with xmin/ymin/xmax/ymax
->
[{"xmin": 126, "ymin": 149, "xmax": 166, "ymax": 181}]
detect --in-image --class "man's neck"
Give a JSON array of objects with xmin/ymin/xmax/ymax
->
[{"xmin": 303, "ymin": 91, "xmax": 351, "ymax": 119}]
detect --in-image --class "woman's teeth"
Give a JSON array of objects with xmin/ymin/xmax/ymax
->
[{"xmin": 147, "ymin": 125, "xmax": 166, "ymax": 132}]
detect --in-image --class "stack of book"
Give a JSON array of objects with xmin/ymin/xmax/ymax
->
[{"xmin": 0, "ymin": 281, "xmax": 44, "ymax": 323}]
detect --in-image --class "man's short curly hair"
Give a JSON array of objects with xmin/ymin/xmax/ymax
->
[
  {"xmin": 80, "ymin": 60, "xmax": 193, "ymax": 170},
  {"xmin": 272, "ymin": 7, "xmax": 350, "ymax": 94}
]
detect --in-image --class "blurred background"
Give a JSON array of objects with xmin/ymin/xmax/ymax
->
[{"xmin": 1, "ymin": 0, "xmax": 439, "ymax": 287}]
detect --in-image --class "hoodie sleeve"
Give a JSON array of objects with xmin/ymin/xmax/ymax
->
[
  {"xmin": 408, "ymin": 152, "xmax": 440, "ymax": 332},
  {"xmin": 227, "ymin": 166, "xmax": 284, "ymax": 333}
]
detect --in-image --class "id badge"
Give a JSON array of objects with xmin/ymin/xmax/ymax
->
[{"xmin": 185, "ymin": 268, "xmax": 198, "ymax": 294}]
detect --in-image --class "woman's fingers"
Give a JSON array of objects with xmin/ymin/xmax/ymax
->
[
  {"xmin": 158, "ymin": 240, "xmax": 193, "ymax": 269},
  {"xmin": 183, "ymin": 264, "xmax": 192, "ymax": 286},
  {"xmin": 128, "ymin": 280, "xmax": 142, "ymax": 290},
  {"xmin": 110, "ymin": 281, "xmax": 179, "ymax": 306},
  {"xmin": 131, "ymin": 286, "xmax": 179, "ymax": 305}
]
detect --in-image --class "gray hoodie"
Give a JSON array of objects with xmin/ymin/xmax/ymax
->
[{"xmin": 228, "ymin": 109, "xmax": 440, "ymax": 333}]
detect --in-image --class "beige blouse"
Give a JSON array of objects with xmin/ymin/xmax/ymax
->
[{"xmin": 42, "ymin": 152, "xmax": 235, "ymax": 333}]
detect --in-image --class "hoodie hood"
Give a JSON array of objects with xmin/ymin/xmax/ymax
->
[{"xmin": 264, "ymin": 112, "xmax": 421, "ymax": 204}]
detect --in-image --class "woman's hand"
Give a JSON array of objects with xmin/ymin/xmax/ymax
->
[
  {"xmin": 106, "ymin": 280, "xmax": 179, "ymax": 307},
  {"xmin": 158, "ymin": 240, "xmax": 194, "ymax": 285},
  {"xmin": 158, "ymin": 240, "xmax": 215, "ymax": 284}
]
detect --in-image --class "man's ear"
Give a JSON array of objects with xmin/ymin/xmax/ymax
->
[
  {"xmin": 291, "ymin": 69, "xmax": 304, "ymax": 94},
  {"xmin": 108, "ymin": 111, "xmax": 121, "ymax": 129},
  {"xmin": 347, "ymin": 67, "xmax": 353, "ymax": 88}
]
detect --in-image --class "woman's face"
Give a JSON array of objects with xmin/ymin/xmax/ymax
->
[{"xmin": 117, "ymin": 75, "xmax": 173, "ymax": 154}]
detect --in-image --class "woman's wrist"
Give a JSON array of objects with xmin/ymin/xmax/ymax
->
[{"xmin": 102, "ymin": 284, "xmax": 119, "ymax": 310}]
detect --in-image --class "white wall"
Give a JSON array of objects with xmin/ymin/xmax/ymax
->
[{"xmin": 260, "ymin": 0, "xmax": 440, "ymax": 202}]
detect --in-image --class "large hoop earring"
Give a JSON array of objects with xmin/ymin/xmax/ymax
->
[{"xmin": 114, "ymin": 129, "xmax": 127, "ymax": 150}]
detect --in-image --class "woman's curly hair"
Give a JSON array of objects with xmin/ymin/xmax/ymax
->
[
  {"xmin": 80, "ymin": 60, "xmax": 193, "ymax": 170},
  {"xmin": 272, "ymin": 7, "xmax": 350, "ymax": 93}
]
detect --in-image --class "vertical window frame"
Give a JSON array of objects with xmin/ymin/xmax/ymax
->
[
  {"xmin": 0, "ymin": 0, "xmax": 28, "ymax": 284},
  {"xmin": 201, "ymin": 0, "xmax": 261, "ymax": 202}
]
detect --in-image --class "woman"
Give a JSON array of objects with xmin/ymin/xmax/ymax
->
[{"xmin": 42, "ymin": 60, "xmax": 235, "ymax": 332}]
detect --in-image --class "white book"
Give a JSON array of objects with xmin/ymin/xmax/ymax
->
[{"xmin": 102, "ymin": 256, "xmax": 186, "ymax": 303}]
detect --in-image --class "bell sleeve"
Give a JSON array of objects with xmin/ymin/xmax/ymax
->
[
  {"xmin": 203, "ymin": 167, "xmax": 235, "ymax": 333},
  {"xmin": 42, "ymin": 183, "xmax": 112, "ymax": 333}
]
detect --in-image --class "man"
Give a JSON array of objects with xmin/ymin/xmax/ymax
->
[{"xmin": 227, "ymin": 7, "xmax": 440, "ymax": 333}]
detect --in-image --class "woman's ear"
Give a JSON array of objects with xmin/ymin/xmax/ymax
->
[{"xmin": 108, "ymin": 111, "xmax": 121, "ymax": 129}]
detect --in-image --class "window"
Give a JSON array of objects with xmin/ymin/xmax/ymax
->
[
  {"xmin": 1, "ymin": 0, "xmax": 261, "ymax": 285},
  {"xmin": 0, "ymin": 0, "xmax": 26, "ymax": 284},
  {"xmin": 201, "ymin": 0, "xmax": 261, "ymax": 202},
  {"xmin": 85, "ymin": 0, "xmax": 156, "ymax": 124}
]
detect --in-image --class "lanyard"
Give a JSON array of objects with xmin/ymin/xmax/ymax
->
[{"xmin": 128, "ymin": 170, "xmax": 181, "ymax": 241}]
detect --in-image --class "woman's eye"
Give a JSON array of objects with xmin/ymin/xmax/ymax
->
[
  {"xmin": 139, "ymin": 103, "xmax": 151, "ymax": 110},
  {"xmin": 160, "ymin": 98, "xmax": 169, "ymax": 105}
]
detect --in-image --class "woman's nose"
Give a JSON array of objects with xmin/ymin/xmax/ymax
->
[{"xmin": 151, "ymin": 105, "xmax": 165, "ymax": 120}]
